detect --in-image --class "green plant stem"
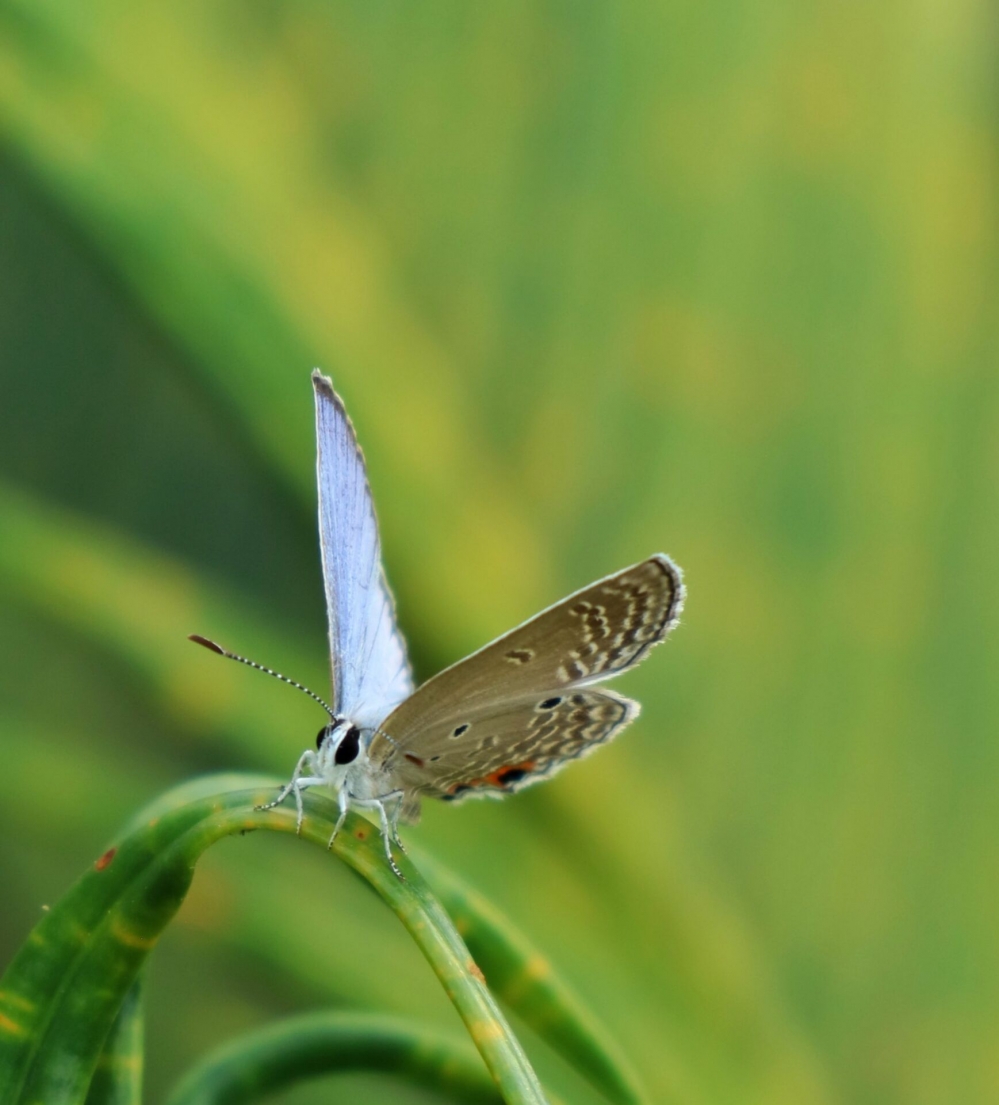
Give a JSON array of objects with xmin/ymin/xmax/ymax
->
[
  {"xmin": 83, "ymin": 977, "xmax": 143, "ymax": 1105},
  {"xmin": 419, "ymin": 852, "xmax": 646, "ymax": 1105},
  {"xmin": 0, "ymin": 775, "xmax": 547, "ymax": 1105},
  {"xmin": 164, "ymin": 1011, "xmax": 502, "ymax": 1105}
]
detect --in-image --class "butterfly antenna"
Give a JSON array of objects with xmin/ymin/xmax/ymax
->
[
  {"xmin": 370, "ymin": 725, "xmax": 402, "ymax": 752},
  {"xmin": 188, "ymin": 635, "xmax": 336, "ymax": 719}
]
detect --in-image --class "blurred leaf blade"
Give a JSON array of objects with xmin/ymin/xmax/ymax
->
[
  {"xmin": 0, "ymin": 477, "xmax": 325, "ymax": 766},
  {"xmin": 164, "ymin": 1011, "xmax": 503, "ymax": 1105},
  {"xmin": 0, "ymin": 0, "xmax": 551, "ymax": 650}
]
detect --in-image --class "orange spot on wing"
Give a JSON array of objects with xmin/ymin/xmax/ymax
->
[{"xmin": 448, "ymin": 761, "xmax": 536, "ymax": 795}]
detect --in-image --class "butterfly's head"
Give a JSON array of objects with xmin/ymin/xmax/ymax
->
[{"xmin": 315, "ymin": 718, "xmax": 364, "ymax": 781}]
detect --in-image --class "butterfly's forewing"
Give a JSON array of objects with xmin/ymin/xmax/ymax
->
[
  {"xmin": 313, "ymin": 371, "xmax": 413, "ymax": 727},
  {"xmin": 380, "ymin": 688, "xmax": 638, "ymax": 810},
  {"xmin": 368, "ymin": 555, "xmax": 683, "ymax": 795}
]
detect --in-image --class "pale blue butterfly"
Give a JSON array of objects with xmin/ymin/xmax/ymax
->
[{"xmin": 192, "ymin": 371, "xmax": 684, "ymax": 876}]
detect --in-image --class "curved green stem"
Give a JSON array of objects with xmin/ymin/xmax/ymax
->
[
  {"xmin": 419, "ymin": 852, "xmax": 646, "ymax": 1105},
  {"xmin": 0, "ymin": 775, "xmax": 547, "ymax": 1105},
  {"xmin": 164, "ymin": 1011, "xmax": 502, "ymax": 1105}
]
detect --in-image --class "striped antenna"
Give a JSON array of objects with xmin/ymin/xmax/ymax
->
[{"xmin": 188, "ymin": 635, "xmax": 336, "ymax": 719}]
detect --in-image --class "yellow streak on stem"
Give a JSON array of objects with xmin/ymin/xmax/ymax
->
[
  {"xmin": 0, "ymin": 991, "xmax": 35, "ymax": 1013},
  {"xmin": 0, "ymin": 1012, "xmax": 26, "ymax": 1037},
  {"xmin": 96, "ymin": 1053, "xmax": 142, "ymax": 1070},
  {"xmin": 111, "ymin": 919, "xmax": 157, "ymax": 950},
  {"xmin": 470, "ymin": 1020, "xmax": 505, "ymax": 1046}
]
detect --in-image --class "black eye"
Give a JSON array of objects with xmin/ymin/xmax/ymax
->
[
  {"xmin": 316, "ymin": 725, "xmax": 329, "ymax": 750},
  {"xmin": 334, "ymin": 725, "xmax": 361, "ymax": 765}
]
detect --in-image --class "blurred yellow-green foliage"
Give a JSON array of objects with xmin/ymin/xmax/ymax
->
[{"xmin": 0, "ymin": 2, "xmax": 995, "ymax": 1103}]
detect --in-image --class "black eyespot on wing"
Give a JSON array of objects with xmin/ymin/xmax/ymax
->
[
  {"xmin": 316, "ymin": 725, "xmax": 330, "ymax": 750},
  {"xmin": 496, "ymin": 767, "xmax": 529, "ymax": 786},
  {"xmin": 540, "ymin": 697, "xmax": 562, "ymax": 710},
  {"xmin": 335, "ymin": 726, "xmax": 361, "ymax": 765},
  {"xmin": 451, "ymin": 723, "xmax": 469, "ymax": 738}
]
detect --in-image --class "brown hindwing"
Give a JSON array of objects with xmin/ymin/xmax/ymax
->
[{"xmin": 383, "ymin": 689, "xmax": 638, "ymax": 801}]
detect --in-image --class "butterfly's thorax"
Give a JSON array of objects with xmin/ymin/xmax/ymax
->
[
  {"xmin": 315, "ymin": 719, "xmax": 391, "ymax": 801},
  {"xmin": 344, "ymin": 759, "xmax": 393, "ymax": 802}
]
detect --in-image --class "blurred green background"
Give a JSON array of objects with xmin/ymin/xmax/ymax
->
[{"xmin": 1, "ymin": 2, "xmax": 996, "ymax": 1103}]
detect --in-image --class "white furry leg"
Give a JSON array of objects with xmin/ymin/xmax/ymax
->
[
  {"xmin": 352, "ymin": 791, "xmax": 405, "ymax": 879},
  {"xmin": 327, "ymin": 787, "xmax": 350, "ymax": 850},
  {"xmin": 373, "ymin": 799, "xmax": 401, "ymax": 877},
  {"xmin": 388, "ymin": 793, "xmax": 407, "ymax": 852},
  {"xmin": 255, "ymin": 750, "xmax": 319, "ymax": 833}
]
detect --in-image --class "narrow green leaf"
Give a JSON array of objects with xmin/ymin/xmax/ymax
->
[
  {"xmin": 164, "ymin": 1011, "xmax": 501, "ymax": 1105},
  {"xmin": 83, "ymin": 977, "xmax": 143, "ymax": 1105},
  {"xmin": 0, "ymin": 478, "xmax": 327, "ymax": 764},
  {"xmin": 419, "ymin": 853, "xmax": 647, "ymax": 1105},
  {"xmin": 0, "ymin": 776, "xmax": 548, "ymax": 1105}
]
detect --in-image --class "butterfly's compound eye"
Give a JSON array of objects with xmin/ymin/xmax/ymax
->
[
  {"xmin": 334, "ymin": 725, "xmax": 361, "ymax": 765},
  {"xmin": 316, "ymin": 725, "xmax": 330, "ymax": 750}
]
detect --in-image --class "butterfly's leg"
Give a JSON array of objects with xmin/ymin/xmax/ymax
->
[
  {"xmin": 255, "ymin": 750, "xmax": 318, "ymax": 833},
  {"xmin": 373, "ymin": 798, "xmax": 405, "ymax": 880},
  {"xmin": 290, "ymin": 776, "xmax": 327, "ymax": 834},
  {"xmin": 387, "ymin": 793, "xmax": 407, "ymax": 852},
  {"xmin": 327, "ymin": 787, "xmax": 351, "ymax": 851},
  {"xmin": 352, "ymin": 794, "xmax": 404, "ymax": 878},
  {"xmin": 375, "ymin": 790, "xmax": 407, "ymax": 852},
  {"xmin": 349, "ymin": 793, "xmax": 405, "ymax": 878}
]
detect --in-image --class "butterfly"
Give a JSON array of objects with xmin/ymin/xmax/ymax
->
[{"xmin": 191, "ymin": 371, "xmax": 685, "ymax": 876}]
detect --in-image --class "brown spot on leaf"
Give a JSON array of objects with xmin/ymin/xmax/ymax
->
[
  {"xmin": 468, "ymin": 960, "xmax": 486, "ymax": 984},
  {"xmin": 95, "ymin": 847, "xmax": 117, "ymax": 872}
]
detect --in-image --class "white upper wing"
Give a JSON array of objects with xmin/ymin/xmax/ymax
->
[{"xmin": 313, "ymin": 370, "xmax": 413, "ymax": 726}]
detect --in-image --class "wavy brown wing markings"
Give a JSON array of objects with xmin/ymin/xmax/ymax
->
[
  {"xmin": 379, "ymin": 689, "xmax": 638, "ymax": 803},
  {"xmin": 368, "ymin": 554, "xmax": 682, "ymax": 764}
]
